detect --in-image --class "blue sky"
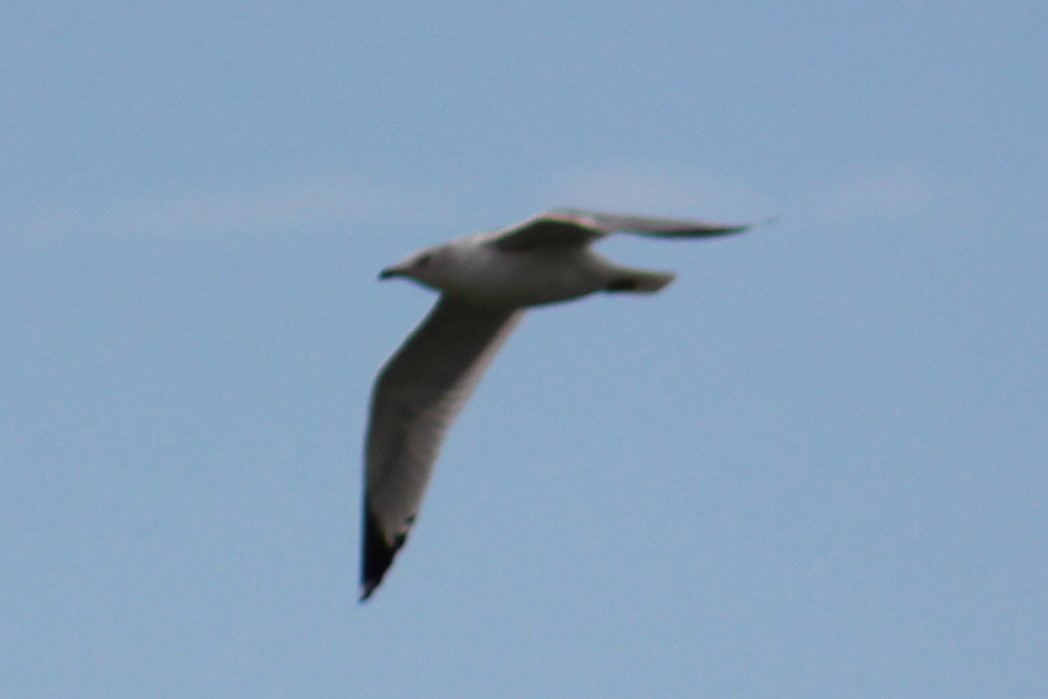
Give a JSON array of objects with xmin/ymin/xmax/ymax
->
[{"xmin": 3, "ymin": 2, "xmax": 1046, "ymax": 697}]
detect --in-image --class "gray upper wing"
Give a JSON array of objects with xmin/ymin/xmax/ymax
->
[
  {"xmin": 489, "ymin": 209, "xmax": 753, "ymax": 252},
  {"xmin": 361, "ymin": 296, "xmax": 523, "ymax": 599}
]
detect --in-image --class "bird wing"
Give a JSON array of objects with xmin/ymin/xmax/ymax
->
[
  {"xmin": 361, "ymin": 296, "xmax": 523, "ymax": 599},
  {"xmin": 488, "ymin": 209, "xmax": 753, "ymax": 252}
]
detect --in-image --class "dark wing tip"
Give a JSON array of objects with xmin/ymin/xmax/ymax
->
[{"xmin": 359, "ymin": 505, "xmax": 404, "ymax": 602}]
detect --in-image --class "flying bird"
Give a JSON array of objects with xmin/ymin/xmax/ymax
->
[{"xmin": 361, "ymin": 209, "xmax": 753, "ymax": 600}]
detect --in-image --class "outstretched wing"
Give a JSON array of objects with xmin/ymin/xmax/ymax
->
[
  {"xmin": 361, "ymin": 296, "xmax": 523, "ymax": 600},
  {"xmin": 488, "ymin": 209, "xmax": 753, "ymax": 252}
]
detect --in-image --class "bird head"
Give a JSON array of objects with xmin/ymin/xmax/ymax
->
[{"xmin": 379, "ymin": 244, "xmax": 453, "ymax": 290}]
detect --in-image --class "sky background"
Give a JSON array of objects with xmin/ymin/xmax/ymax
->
[{"xmin": 3, "ymin": 2, "xmax": 1046, "ymax": 697}]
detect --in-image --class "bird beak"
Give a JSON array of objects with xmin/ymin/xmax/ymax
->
[{"xmin": 378, "ymin": 266, "xmax": 402, "ymax": 280}]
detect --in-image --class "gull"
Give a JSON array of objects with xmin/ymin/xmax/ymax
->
[{"xmin": 361, "ymin": 208, "xmax": 753, "ymax": 600}]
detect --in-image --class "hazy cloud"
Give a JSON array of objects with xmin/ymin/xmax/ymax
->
[
  {"xmin": 12, "ymin": 174, "xmax": 448, "ymax": 240},
  {"xmin": 804, "ymin": 163, "xmax": 968, "ymax": 229}
]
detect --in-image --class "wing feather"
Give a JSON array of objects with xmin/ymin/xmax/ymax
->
[
  {"xmin": 490, "ymin": 209, "xmax": 752, "ymax": 252},
  {"xmin": 361, "ymin": 296, "xmax": 523, "ymax": 599}
]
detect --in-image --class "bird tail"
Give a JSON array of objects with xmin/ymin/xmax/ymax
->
[{"xmin": 604, "ymin": 268, "xmax": 676, "ymax": 294}]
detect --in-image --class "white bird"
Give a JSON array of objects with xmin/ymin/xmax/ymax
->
[{"xmin": 361, "ymin": 209, "xmax": 753, "ymax": 600}]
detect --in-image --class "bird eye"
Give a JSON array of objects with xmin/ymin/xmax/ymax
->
[{"xmin": 415, "ymin": 253, "xmax": 433, "ymax": 268}]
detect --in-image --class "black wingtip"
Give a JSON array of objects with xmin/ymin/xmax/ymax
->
[{"xmin": 359, "ymin": 505, "xmax": 402, "ymax": 602}]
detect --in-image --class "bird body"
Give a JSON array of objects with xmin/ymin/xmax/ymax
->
[
  {"xmin": 383, "ymin": 235, "xmax": 670, "ymax": 307},
  {"xmin": 360, "ymin": 208, "xmax": 753, "ymax": 600}
]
